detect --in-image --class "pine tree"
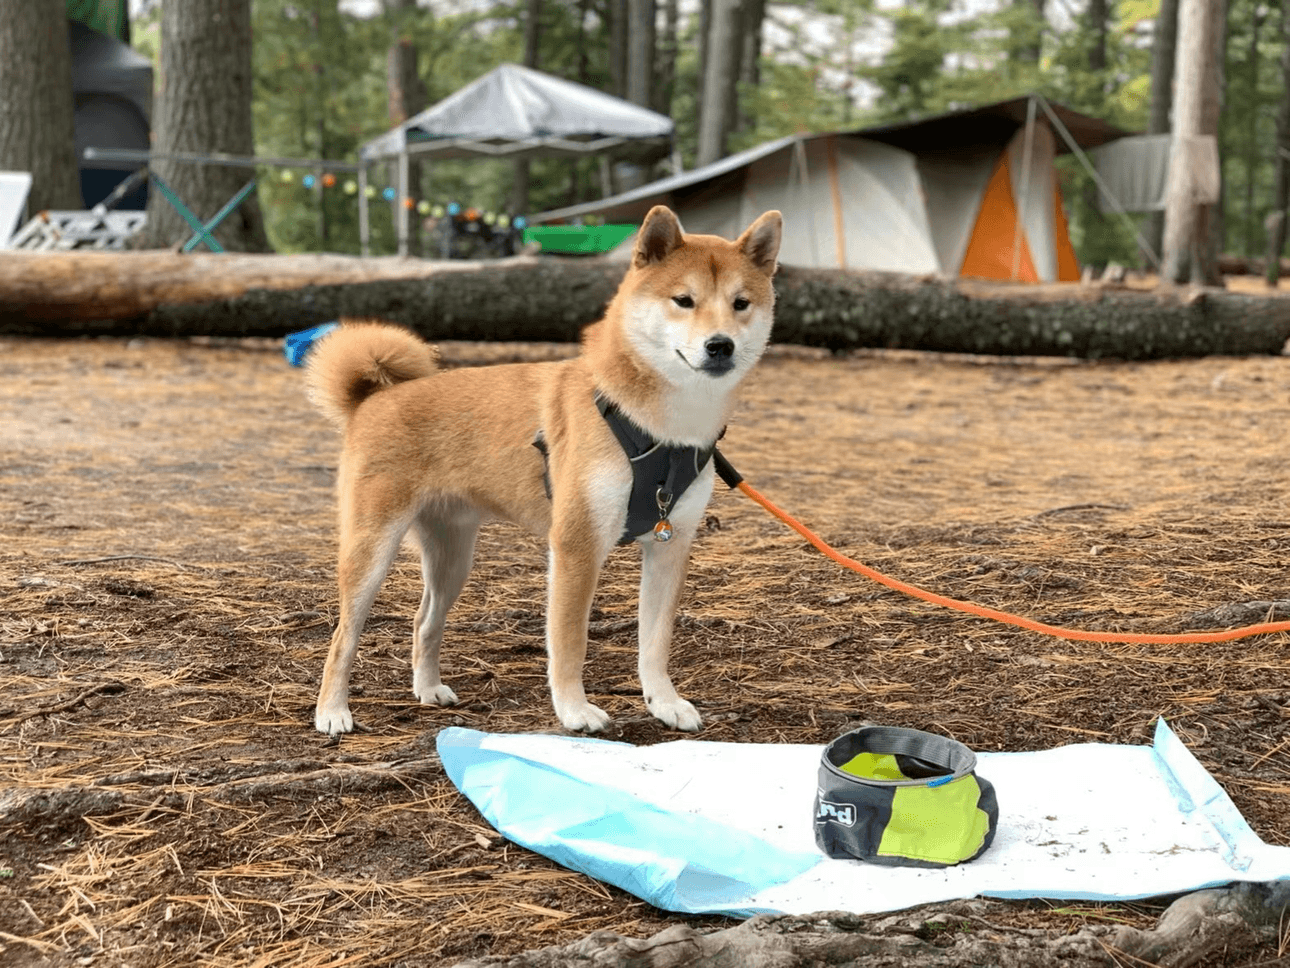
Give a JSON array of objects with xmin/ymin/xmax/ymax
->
[
  {"xmin": 140, "ymin": 0, "xmax": 270, "ymax": 251},
  {"xmin": 0, "ymin": 0, "xmax": 82, "ymax": 215}
]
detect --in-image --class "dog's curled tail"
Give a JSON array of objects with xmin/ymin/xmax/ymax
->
[{"xmin": 305, "ymin": 319, "xmax": 438, "ymax": 427}]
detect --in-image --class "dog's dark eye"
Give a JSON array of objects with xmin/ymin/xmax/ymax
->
[
  {"xmin": 672, "ymin": 295, "xmax": 694, "ymax": 309},
  {"xmin": 733, "ymin": 297, "xmax": 750, "ymax": 311}
]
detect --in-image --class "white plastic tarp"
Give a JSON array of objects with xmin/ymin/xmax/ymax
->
[
  {"xmin": 0, "ymin": 171, "xmax": 32, "ymax": 249},
  {"xmin": 438, "ymin": 719, "xmax": 1290, "ymax": 918},
  {"xmin": 1093, "ymin": 134, "xmax": 1172, "ymax": 213}
]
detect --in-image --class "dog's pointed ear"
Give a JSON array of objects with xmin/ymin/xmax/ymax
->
[
  {"xmin": 738, "ymin": 210, "xmax": 782, "ymax": 277},
  {"xmin": 634, "ymin": 206, "xmax": 684, "ymax": 268}
]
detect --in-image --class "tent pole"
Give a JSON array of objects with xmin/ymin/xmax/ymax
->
[
  {"xmin": 1012, "ymin": 96, "xmax": 1038, "ymax": 281},
  {"xmin": 397, "ymin": 150, "xmax": 410, "ymax": 257},
  {"xmin": 792, "ymin": 139, "xmax": 820, "ymax": 267},
  {"xmin": 824, "ymin": 136, "xmax": 847, "ymax": 269},
  {"xmin": 358, "ymin": 163, "xmax": 369, "ymax": 257}
]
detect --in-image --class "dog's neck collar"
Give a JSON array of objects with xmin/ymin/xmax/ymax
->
[{"xmin": 595, "ymin": 395, "xmax": 717, "ymax": 546}]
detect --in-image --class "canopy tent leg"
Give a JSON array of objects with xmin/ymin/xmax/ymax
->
[
  {"xmin": 1011, "ymin": 96, "xmax": 1038, "ymax": 281},
  {"xmin": 599, "ymin": 157, "xmax": 612, "ymax": 199},
  {"xmin": 397, "ymin": 150, "xmax": 410, "ymax": 257},
  {"xmin": 358, "ymin": 164, "xmax": 369, "ymax": 257}
]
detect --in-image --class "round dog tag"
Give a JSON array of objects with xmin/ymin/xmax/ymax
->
[{"xmin": 653, "ymin": 519, "xmax": 673, "ymax": 542}]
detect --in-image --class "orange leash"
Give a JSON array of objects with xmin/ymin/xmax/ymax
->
[{"xmin": 734, "ymin": 478, "xmax": 1290, "ymax": 645}]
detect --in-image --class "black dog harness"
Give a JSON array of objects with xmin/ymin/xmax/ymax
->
[{"xmin": 532, "ymin": 396, "xmax": 717, "ymax": 546}]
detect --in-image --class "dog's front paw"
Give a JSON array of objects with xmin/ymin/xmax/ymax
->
[
  {"xmin": 315, "ymin": 704, "xmax": 354, "ymax": 735},
  {"xmin": 647, "ymin": 696, "xmax": 703, "ymax": 732},
  {"xmin": 555, "ymin": 700, "xmax": 611, "ymax": 733},
  {"xmin": 414, "ymin": 682, "xmax": 458, "ymax": 707}
]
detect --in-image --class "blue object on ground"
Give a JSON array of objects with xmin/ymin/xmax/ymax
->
[
  {"xmin": 436, "ymin": 728, "xmax": 819, "ymax": 916},
  {"xmin": 284, "ymin": 322, "xmax": 339, "ymax": 367}
]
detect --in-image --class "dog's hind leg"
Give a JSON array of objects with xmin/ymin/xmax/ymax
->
[
  {"xmin": 315, "ymin": 486, "xmax": 412, "ymax": 735},
  {"xmin": 410, "ymin": 503, "xmax": 480, "ymax": 707},
  {"xmin": 638, "ymin": 531, "xmax": 703, "ymax": 731}
]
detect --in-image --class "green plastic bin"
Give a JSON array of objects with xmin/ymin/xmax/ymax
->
[{"xmin": 522, "ymin": 224, "xmax": 637, "ymax": 254}]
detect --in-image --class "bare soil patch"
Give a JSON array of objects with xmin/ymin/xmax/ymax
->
[{"xmin": 2, "ymin": 336, "xmax": 1289, "ymax": 966}]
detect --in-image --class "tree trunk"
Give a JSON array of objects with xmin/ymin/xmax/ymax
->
[
  {"xmin": 312, "ymin": 6, "xmax": 330, "ymax": 249},
  {"xmin": 1080, "ymin": 0, "xmax": 1109, "ymax": 265},
  {"xmin": 138, "ymin": 0, "xmax": 269, "ymax": 252},
  {"xmin": 567, "ymin": 0, "xmax": 592, "ymax": 207},
  {"xmin": 4, "ymin": 254, "xmax": 1290, "ymax": 361},
  {"xmin": 735, "ymin": 0, "xmax": 765, "ymax": 134},
  {"xmin": 1200, "ymin": 0, "xmax": 1227, "ymax": 284},
  {"xmin": 654, "ymin": 0, "xmax": 679, "ymax": 116},
  {"xmin": 625, "ymin": 0, "xmax": 656, "ymax": 109},
  {"xmin": 1161, "ymin": 0, "xmax": 1221, "ymax": 284},
  {"xmin": 445, "ymin": 884, "xmax": 1290, "ymax": 968},
  {"xmin": 1012, "ymin": 0, "xmax": 1046, "ymax": 64},
  {"xmin": 695, "ymin": 0, "xmax": 711, "ymax": 135},
  {"xmin": 1145, "ymin": 0, "xmax": 1181, "ymax": 262},
  {"xmin": 511, "ymin": 0, "xmax": 541, "ymax": 215},
  {"xmin": 696, "ymin": 0, "xmax": 742, "ymax": 167},
  {"xmin": 1266, "ymin": 0, "xmax": 1290, "ymax": 286},
  {"xmin": 0, "ymin": 0, "xmax": 83, "ymax": 215},
  {"xmin": 384, "ymin": 4, "xmax": 424, "ymax": 125},
  {"xmin": 1243, "ymin": 7, "xmax": 1265, "ymax": 257},
  {"xmin": 384, "ymin": 0, "xmax": 426, "ymax": 253},
  {"xmin": 608, "ymin": 0, "xmax": 628, "ymax": 98},
  {"xmin": 1086, "ymin": 0, "xmax": 1107, "ymax": 72}
]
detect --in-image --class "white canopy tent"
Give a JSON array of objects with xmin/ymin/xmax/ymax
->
[{"xmin": 357, "ymin": 63, "xmax": 674, "ymax": 256}]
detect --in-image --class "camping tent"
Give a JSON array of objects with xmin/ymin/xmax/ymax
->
[
  {"xmin": 70, "ymin": 20, "xmax": 153, "ymax": 210},
  {"xmin": 532, "ymin": 96, "xmax": 1130, "ymax": 282},
  {"xmin": 358, "ymin": 63, "xmax": 675, "ymax": 256}
]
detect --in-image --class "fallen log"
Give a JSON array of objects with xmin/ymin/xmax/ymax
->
[
  {"xmin": 3, "ymin": 251, "xmax": 1290, "ymax": 359},
  {"xmin": 449, "ymin": 883, "xmax": 1290, "ymax": 968},
  {"xmin": 1217, "ymin": 253, "xmax": 1290, "ymax": 279}
]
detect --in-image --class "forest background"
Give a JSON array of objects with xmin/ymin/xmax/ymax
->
[{"xmin": 91, "ymin": 0, "xmax": 1290, "ymax": 269}]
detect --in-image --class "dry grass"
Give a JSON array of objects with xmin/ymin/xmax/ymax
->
[{"xmin": 2, "ymin": 334, "xmax": 1290, "ymax": 966}]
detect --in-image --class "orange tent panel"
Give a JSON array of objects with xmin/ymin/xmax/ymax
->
[
  {"xmin": 959, "ymin": 153, "xmax": 1038, "ymax": 282},
  {"xmin": 1053, "ymin": 183, "xmax": 1081, "ymax": 282}
]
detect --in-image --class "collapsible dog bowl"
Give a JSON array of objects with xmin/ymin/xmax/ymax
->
[{"xmin": 814, "ymin": 726, "xmax": 998, "ymax": 867}]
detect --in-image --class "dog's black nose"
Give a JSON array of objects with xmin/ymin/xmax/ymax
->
[{"xmin": 705, "ymin": 336, "xmax": 735, "ymax": 361}]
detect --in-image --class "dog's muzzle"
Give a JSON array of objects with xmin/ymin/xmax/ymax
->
[{"xmin": 697, "ymin": 335, "xmax": 736, "ymax": 375}]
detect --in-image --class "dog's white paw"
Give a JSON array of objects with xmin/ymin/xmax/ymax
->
[
  {"xmin": 415, "ymin": 682, "xmax": 458, "ymax": 706},
  {"xmin": 647, "ymin": 696, "xmax": 703, "ymax": 732},
  {"xmin": 555, "ymin": 700, "xmax": 612, "ymax": 733},
  {"xmin": 315, "ymin": 705, "xmax": 354, "ymax": 736}
]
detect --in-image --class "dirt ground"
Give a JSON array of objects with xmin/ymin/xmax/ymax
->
[{"xmin": 2, "ymin": 333, "xmax": 1290, "ymax": 967}]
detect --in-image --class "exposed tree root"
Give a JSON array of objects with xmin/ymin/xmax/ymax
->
[{"xmin": 449, "ymin": 884, "xmax": 1290, "ymax": 968}]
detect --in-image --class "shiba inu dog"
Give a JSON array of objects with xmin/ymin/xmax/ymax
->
[{"xmin": 306, "ymin": 205, "xmax": 782, "ymax": 735}]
